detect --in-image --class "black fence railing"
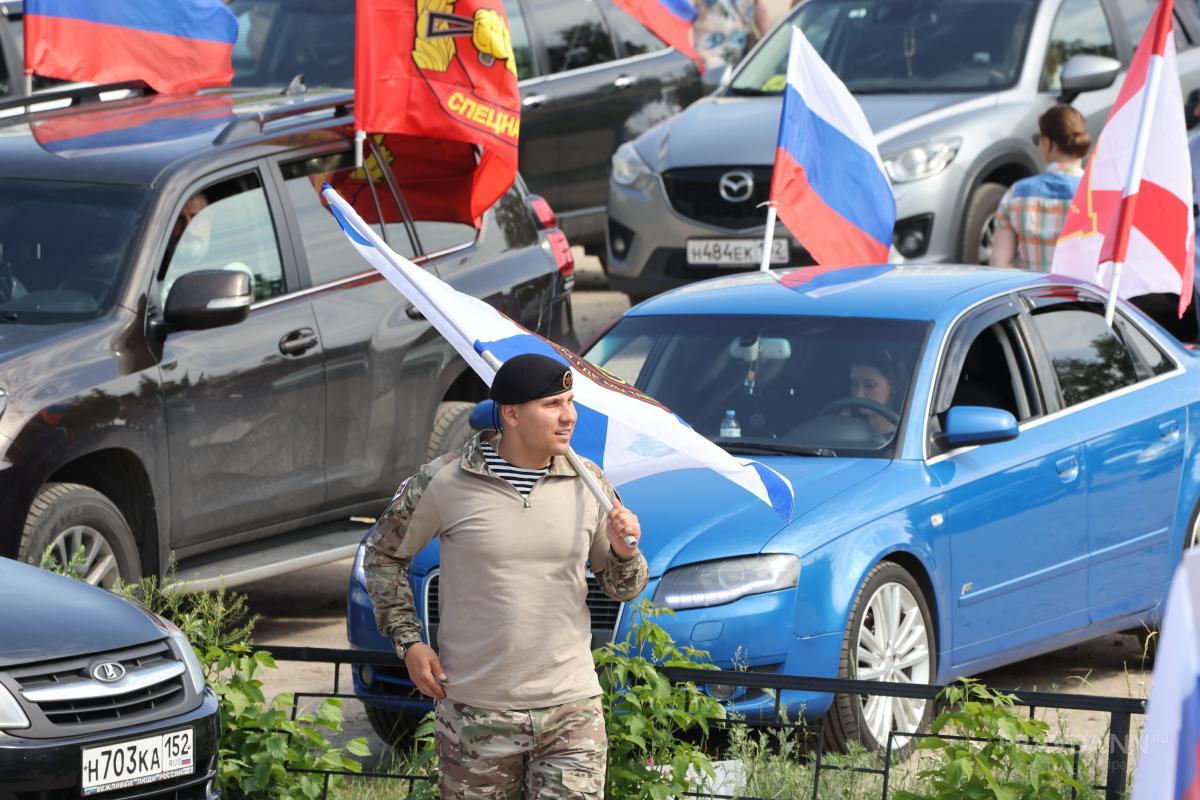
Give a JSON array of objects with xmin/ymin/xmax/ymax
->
[{"xmin": 261, "ymin": 646, "xmax": 1145, "ymax": 800}]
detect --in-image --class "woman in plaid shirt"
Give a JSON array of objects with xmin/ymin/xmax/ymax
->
[{"xmin": 990, "ymin": 105, "xmax": 1091, "ymax": 272}]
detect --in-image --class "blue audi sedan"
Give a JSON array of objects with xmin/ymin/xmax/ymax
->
[{"xmin": 346, "ymin": 265, "xmax": 1200, "ymax": 752}]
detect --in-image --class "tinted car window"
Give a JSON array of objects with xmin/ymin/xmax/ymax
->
[
  {"xmin": 525, "ymin": 0, "xmax": 616, "ymax": 73},
  {"xmin": 229, "ymin": 0, "xmax": 354, "ymax": 88},
  {"xmin": 1117, "ymin": 316, "xmax": 1176, "ymax": 376},
  {"xmin": 732, "ymin": 0, "xmax": 1037, "ymax": 95},
  {"xmin": 596, "ymin": 0, "xmax": 666, "ymax": 56},
  {"xmin": 282, "ymin": 149, "xmax": 418, "ymax": 282},
  {"xmin": 1030, "ymin": 303, "xmax": 1139, "ymax": 405},
  {"xmin": 501, "ymin": 0, "xmax": 537, "ymax": 80},
  {"xmin": 1042, "ymin": 0, "xmax": 1117, "ymax": 91},
  {"xmin": 160, "ymin": 173, "xmax": 286, "ymax": 305},
  {"xmin": 0, "ymin": 181, "xmax": 144, "ymax": 322}
]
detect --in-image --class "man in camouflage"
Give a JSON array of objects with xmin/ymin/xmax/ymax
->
[{"xmin": 366, "ymin": 353, "xmax": 649, "ymax": 798}]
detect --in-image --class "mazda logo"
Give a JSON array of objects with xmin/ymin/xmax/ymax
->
[
  {"xmin": 91, "ymin": 660, "xmax": 126, "ymax": 683},
  {"xmin": 718, "ymin": 170, "xmax": 755, "ymax": 204}
]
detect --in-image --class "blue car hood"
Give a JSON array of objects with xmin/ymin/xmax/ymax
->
[
  {"xmin": 646, "ymin": 92, "xmax": 982, "ymax": 170},
  {"xmin": 602, "ymin": 457, "xmax": 888, "ymax": 576}
]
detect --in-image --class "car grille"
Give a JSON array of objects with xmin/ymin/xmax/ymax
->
[
  {"xmin": 425, "ymin": 573, "xmax": 622, "ymax": 639},
  {"xmin": 662, "ymin": 166, "xmax": 773, "ymax": 229},
  {"xmin": 5, "ymin": 640, "xmax": 191, "ymax": 737}
]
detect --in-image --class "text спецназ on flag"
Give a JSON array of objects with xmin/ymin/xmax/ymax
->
[
  {"xmin": 609, "ymin": 0, "xmax": 703, "ymax": 71},
  {"xmin": 1051, "ymin": 0, "xmax": 1195, "ymax": 321},
  {"xmin": 355, "ymin": 0, "xmax": 521, "ymax": 222},
  {"xmin": 1130, "ymin": 549, "xmax": 1200, "ymax": 800},
  {"xmin": 320, "ymin": 183, "xmax": 794, "ymax": 522},
  {"xmin": 767, "ymin": 26, "xmax": 896, "ymax": 269},
  {"xmin": 24, "ymin": 0, "xmax": 237, "ymax": 94}
]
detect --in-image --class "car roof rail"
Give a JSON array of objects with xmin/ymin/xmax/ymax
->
[
  {"xmin": 213, "ymin": 92, "xmax": 355, "ymax": 145},
  {"xmin": 0, "ymin": 80, "xmax": 155, "ymax": 116}
]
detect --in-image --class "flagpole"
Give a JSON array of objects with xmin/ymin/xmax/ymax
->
[
  {"xmin": 1104, "ymin": 1, "xmax": 1173, "ymax": 327},
  {"xmin": 758, "ymin": 202, "xmax": 778, "ymax": 272},
  {"xmin": 355, "ymin": 129, "xmax": 367, "ymax": 169}
]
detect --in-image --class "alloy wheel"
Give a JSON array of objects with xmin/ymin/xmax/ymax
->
[
  {"xmin": 854, "ymin": 581, "xmax": 932, "ymax": 748},
  {"xmin": 977, "ymin": 211, "xmax": 998, "ymax": 265},
  {"xmin": 46, "ymin": 525, "xmax": 120, "ymax": 588}
]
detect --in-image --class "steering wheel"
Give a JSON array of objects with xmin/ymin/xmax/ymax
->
[{"xmin": 817, "ymin": 397, "xmax": 901, "ymax": 425}]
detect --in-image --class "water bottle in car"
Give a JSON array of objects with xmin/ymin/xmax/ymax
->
[{"xmin": 720, "ymin": 409, "xmax": 741, "ymax": 438}]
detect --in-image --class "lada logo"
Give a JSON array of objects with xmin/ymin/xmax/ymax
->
[
  {"xmin": 91, "ymin": 660, "xmax": 126, "ymax": 683},
  {"xmin": 718, "ymin": 170, "xmax": 755, "ymax": 203}
]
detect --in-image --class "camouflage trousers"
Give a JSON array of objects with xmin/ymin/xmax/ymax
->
[{"xmin": 435, "ymin": 696, "xmax": 606, "ymax": 799}]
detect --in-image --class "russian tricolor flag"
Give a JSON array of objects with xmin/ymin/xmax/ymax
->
[
  {"xmin": 25, "ymin": 0, "xmax": 238, "ymax": 94},
  {"xmin": 610, "ymin": 0, "xmax": 703, "ymax": 71},
  {"xmin": 1132, "ymin": 549, "xmax": 1200, "ymax": 800},
  {"xmin": 770, "ymin": 26, "xmax": 895, "ymax": 267}
]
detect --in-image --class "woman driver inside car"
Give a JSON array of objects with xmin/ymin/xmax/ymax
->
[{"xmin": 847, "ymin": 350, "xmax": 901, "ymax": 438}]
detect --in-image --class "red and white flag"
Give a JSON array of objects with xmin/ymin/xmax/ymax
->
[{"xmin": 1051, "ymin": 0, "xmax": 1194, "ymax": 320}]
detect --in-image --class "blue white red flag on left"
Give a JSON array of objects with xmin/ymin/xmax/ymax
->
[
  {"xmin": 1131, "ymin": 549, "xmax": 1200, "ymax": 800},
  {"xmin": 771, "ymin": 26, "xmax": 895, "ymax": 267},
  {"xmin": 25, "ymin": 0, "xmax": 237, "ymax": 94},
  {"xmin": 321, "ymin": 184, "xmax": 794, "ymax": 521}
]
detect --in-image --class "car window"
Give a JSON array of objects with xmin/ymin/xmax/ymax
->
[
  {"xmin": 596, "ymin": 0, "xmax": 666, "ymax": 56},
  {"xmin": 501, "ymin": 0, "xmax": 537, "ymax": 80},
  {"xmin": 1042, "ymin": 0, "xmax": 1117, "ymax": 91},
  {"xmin": 229, "ymin": 0, "xmax": 354, "ymax": 88},
  {"xmin": 525, "ymin": 0, "xmax": 617, "ymax": 73},
  {"xmin": 1110, "ymin": 0, "xmax": 1189, "ymax": 48},
  {"xmin": 160, "ymin": 173, "xmax": 286, "ymax": 306},
  {"xmin": 1029, "ymin": 302, "xmax": 1139, "ymax": 405},
  {"xmin": 281, "ymin": 149, "xmax": 417, "ymax": 285},
  {"xmin": 1116, "ymin": 316, "xmax": 1176, "ymax": 377}
]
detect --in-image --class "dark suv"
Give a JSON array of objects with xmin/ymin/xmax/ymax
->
[
  {"xmin": 224, "ymin": 0, "xmax": 704, "ymax": 265},
  {"xmin": 0, "ymin": 557, "xmax": 219, "ymax": 798},
  {"xmin": 0, "ymin": 83, "xmax": 575, "ymax": 588}
]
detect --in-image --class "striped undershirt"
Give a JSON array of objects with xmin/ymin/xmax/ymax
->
[{"xmin": 481, "ymin": 440, "xmax": 549, "ymax": 498}]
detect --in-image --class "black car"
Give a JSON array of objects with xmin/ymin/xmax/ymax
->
[
  {"xmin": 224, "ymin": 0, "xmax": 705, "ymax": 265},
  {"xmin": 0, "ymin": 82, "xmax": 575, "ymax": 588},
  {"xmin": 0, "ymin": 557, "xmax": 219, "ymax": 798}
]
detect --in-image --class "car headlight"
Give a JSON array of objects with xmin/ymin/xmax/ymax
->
[
  {"xmin": 352, "ymin": 540, "xmax": 368, "ymax": 585},
  {"xmin": 653, "ymin": 554, "xmax": 800, "ymax": 610},
  {"xmin": 883, "ymin": 137, "xmax": 962, "ymax": 183},
  {"xmin": 0, "ymin": 682, "xmax": 29, "ymax": 730},
  {"xmin": 611, "ymin": 141, "xmax": 656, "ymax": 191}
]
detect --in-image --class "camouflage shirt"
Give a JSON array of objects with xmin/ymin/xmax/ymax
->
[{"xmin": 365, "ymin": 432, "xmax": 649, "ymax": 709}]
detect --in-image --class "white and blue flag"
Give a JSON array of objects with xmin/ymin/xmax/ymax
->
[{"xmin": 322, "ymin": 185, "xmax": 794, "ymax": 521}]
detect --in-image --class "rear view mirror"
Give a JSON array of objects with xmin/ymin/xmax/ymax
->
[
  {"xmin": 1059, "ymin": 55, "xmax": 1121, "ymax": 104},
  {"xmin": 939, "ymin": 406, "xmax": 1018, "ymax": 449},
  {"xmin": 162, "ymin": 270, "xmax": 251, "ymax": 332}
]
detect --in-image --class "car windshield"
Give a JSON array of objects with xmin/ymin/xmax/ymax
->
[
  {"xmin": 585, "ymin": 314, "xmax": 928, "ymax": 458},
  {"xmin": 228, "ymin": 0, "xmax": 355, "ymax": 89},
  {"xmin": 730, "ymin": 0, "xmax": 1037, "ymax": 95},
  {"xmin": 0, "ymin": 181, "xmax": 145, "ymax": 322}
]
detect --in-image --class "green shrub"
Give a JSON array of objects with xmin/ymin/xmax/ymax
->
[{"xmin": 894, "ymin": 678, "xmax": 1086, "ymax": 800}]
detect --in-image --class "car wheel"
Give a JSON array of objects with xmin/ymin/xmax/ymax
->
[
  {"xmin": 426, "ymin": 401, "xmax": 476, "ymax": 460},
  {"xmin": 824, "ymin": 561, "xmax": 936, "ymax": 755},
  {"xmin": 365, "ymin": 704, "xmax": 425, "ymax": 749},
  {"xmin": 19, "ymin": 482, "xmax": 141, "ymax": 588},
  {"xmin": 959, "ymin": 182, "xmax": 1008, "ymax": 265}
]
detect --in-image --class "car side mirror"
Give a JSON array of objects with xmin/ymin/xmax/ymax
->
[
  {"xmin": 701, "ymin": 63, "xmax": 730, "ymax": 95},
  {"xmin": 470, "ymin": 399, "xmax": 499, "ymax": 431},
  {"xmin": 1058, "ymin": 54, "xmax": 1121, "ymax": 105},
  {"xmin": 938, "ymin": 406, "xmax": 1019, "ymax": 449},
  {"xmin": 161, "ymin": 270, "xmax": 251, "ymax": 333}
]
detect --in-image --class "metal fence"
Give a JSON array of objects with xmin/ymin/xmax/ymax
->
[{"xmin": 262, "ymin": 645, "xmax": 1145, "ymax": 800}]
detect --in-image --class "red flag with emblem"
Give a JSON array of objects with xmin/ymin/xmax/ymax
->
[{"xmin": 355, "ymin": 0, "xmax": 520, "ymax": 222}]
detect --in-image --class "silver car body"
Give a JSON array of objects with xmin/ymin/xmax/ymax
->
[{"xmin": 607, "ymin": 0, "xmax": 1200, "ymax": 298}]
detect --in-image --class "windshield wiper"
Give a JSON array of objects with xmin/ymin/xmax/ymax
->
[
  {"xmin": 726, "ymin": 86, "xmax": 778, "ymax": 97},
  {"xmin": 0, "ymin": 312, "xmax": 19, "ymax": 323},
  {"xmin": 716, "ymin": 440, "xmax": 837, "ymax": 457}
]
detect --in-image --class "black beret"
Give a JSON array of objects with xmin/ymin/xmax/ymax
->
[{"xmin": 490, "ymin": 353, "xmax": 573, "ymax": 404}]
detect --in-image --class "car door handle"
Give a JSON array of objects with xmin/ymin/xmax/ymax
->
[
  {"xmin": 278, "ymin": 328, "xmax": 319, "ymax": 356},
  {"xmin": 1159, "ymin": 419, "xmax": 1180, "ymax": 440},
  {"xmin": 614, "ymin": 75, "xmax": 639, "ymax": 90},
  {"xmin": 1055, "ymin": 455, "xmax": 1079, "ymax": 482},
  {"xmin": 522, "ymin": 94, "xmax": 548, "ymax": 109}
]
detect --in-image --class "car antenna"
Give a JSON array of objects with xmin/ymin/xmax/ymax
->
[{"xmin": 283, "ymin": 74, "xmax": 307, "ymax": 96}]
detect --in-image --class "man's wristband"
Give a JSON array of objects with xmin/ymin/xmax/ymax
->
[{"xmin": 394, "ymin": 637, "xmax": 423, "ymax": 659}]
